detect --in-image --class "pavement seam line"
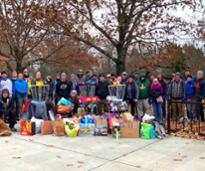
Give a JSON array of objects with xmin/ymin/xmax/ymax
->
[
  {"xmin": 11, "ymin": 135, "xmax": 160, "ymax": 171},
  {"xmin": 88, "ymin": 139, "xmax": 160, "ymax": 171}
]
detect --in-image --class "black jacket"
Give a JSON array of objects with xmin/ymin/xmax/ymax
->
[
  {"xmin": 124, "ymin": 83, "xmax": 139, "ymax": 100},
  {"xmin": 56, "ymin": 80, "xmax": 73, "ymax": 99},
  {"xmin": 96, "ymin": 80, "xmax": 109, "ymax": 100},
  {"xmin": 0, "ymin": 98, "xmax": 15, "ymax": 117},
  {"xmin": 195, "ymin": 78, "xmax": 205, "ymax": 99}
]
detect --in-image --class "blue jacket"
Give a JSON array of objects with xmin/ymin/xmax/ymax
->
[
  {"xmin": 185, "ymin": 80, "xmax": 195, "ymax": 98},
  {"xmin": 14, "ymin": 79, "xmax": 28, "ymax": 98}
]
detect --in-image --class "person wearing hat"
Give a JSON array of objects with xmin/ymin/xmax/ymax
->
[
  {"xmin": 96, "ymin": 74, "xmax": 109, "ymax": 114},
  {"xmin": 121, "ymin": 72, "xmax": 128, "ymax": 84},
  {"xmin": 136, "ymin": 74, "xmax": 151, "ymax": 117},
  {"xmin": 55, "ymin": 72, "xmax": 73, "ymax": 104},
  {"xmin": 124, "ymin": 75, "xmax": 139, "ymax": 116},
  {"xmin": 195, "ymin": 70, "xmax": 205, "ymax": 121},
  {"xmin": 184, "ymin": 74, "xmax": 196, "ymax": 119},
  {"xmin": 167, "ymin": 72, "xmax": 188, "ymax": 123},
  {"xmin": 0, "ymin": 71, "xmax": 13, "ymax": 98}
]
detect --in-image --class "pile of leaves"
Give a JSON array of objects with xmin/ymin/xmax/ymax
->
[
  {"xmin": 171, "ymin": 130, "xmax": 205, "ymax": 141},
  {"xmin": 168, "ymin": 121, "xmax": 205, "ymax": 140}
]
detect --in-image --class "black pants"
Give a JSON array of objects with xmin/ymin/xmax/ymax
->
[
  {"xmin": 196, "ymin": 98, "xmax": 205, "ymax": 121},
  {"xmin": 127, "ymin": 99, "xmax": 136, "ymax": 116}
]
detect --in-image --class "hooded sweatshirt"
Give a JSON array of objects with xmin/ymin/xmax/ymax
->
[
  {"xmin": 136, "ymin": 79, "xmax": 151, "ymax": 100},
  {"xmin": 0, "ymin": 78, "xmax": 13, "ymax": 98}
]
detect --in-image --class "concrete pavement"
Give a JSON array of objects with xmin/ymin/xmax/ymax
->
[{"xmin": 1, "ymin": 133, "xmax": 205, "ymax": 171}]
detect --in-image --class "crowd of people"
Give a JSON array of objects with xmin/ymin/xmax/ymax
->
[{"xmin": 0, "ymin": 68, "xmax": 205, "ymax": 132}]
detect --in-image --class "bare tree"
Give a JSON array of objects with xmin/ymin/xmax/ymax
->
[{"xmin": 42, "ymin": 0, "xmax": 199, "ymax": 74}]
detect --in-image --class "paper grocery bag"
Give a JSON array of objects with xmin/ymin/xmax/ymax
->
[
  {"xmin": 41, "ymin": 121, "xmax": 53, "ymax": 135},
  {"xmin": 53, "ymin": 119, "xmax": 65, "ymax": 136}
]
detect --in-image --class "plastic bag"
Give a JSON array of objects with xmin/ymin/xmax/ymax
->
[
  {"xmin": 20, "ymin": 121, "xmax": 35, "ymax": 136},
  {"xmin": 31, "ymin": 117, "xmax": 43, "ymax": 134},
  {"xmin": 57, "ymin": 105, "xmax": 72, "ymax": 114},
  {"xmin": 65, "ymin": 121, "xmax": 80, "ymax": 137},
  {"xmin": 57, "ymin": 98, "xmax": 74, "ymax": 107},
  {"xmin": 140, "ymin": 122, "xmax": 156, "ymax": 139}
]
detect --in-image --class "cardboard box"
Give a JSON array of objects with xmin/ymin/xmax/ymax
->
[{"xmin": 121, "ymin": 121, "xmax": 140, "ymax": 138}]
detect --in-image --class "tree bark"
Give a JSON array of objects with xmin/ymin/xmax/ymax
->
[
  {"xmin": 16, "ymin": 59, "xmax": 23, "ymax": 72},
  {"xmin": 116, "ymin": 46, "xmax": 127, "ymax": 74}
]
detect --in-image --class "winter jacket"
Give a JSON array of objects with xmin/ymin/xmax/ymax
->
[
  {"xmin": 0, "ymin": 78, "xmax": 13, "ymax": 97},
  {"xmin": 150, "ymin": 83, "xmax": 163, "ymax": 103},
  {"xmin": 195, "ymin": 78, "xmax": 205, "ymax": 99},
  {"xmin": 159, "ymin": 79, "xmax": 167, "ymax": 96},
  {"xmin": 0, "ymin": 98, "xmax": 15, "ymax": 117},
  {"xmin": 96, "ymin": 80, "xmax": 109, "ymax": 100},
  {"xmin": 14, "ymin": 79, "xmax": 28, "ymax": 99},
  {"xmin": 56, "ymin": 80, "xmax": 73, "ymax": 99},
  {"xmin": 136, "ymin": 79, "xmax": 151, "ymax": 100},
  {"xmin": 124, "ymin": 82, "xmax": 139, "ymax": 100},
  {"xmin": 185, "ymin": 80, "xmax": 195, "ymax": 98},
  {"xmin": 167, "ymin": 80, "xmax": 185, "ymax": 100},
  {"xmin": 86, "ymin": 78, "xmax": 97, "ymax": 96},
  {"xmin": 11, "ymin": 78, "xmax": 17, "ymax": 98}
]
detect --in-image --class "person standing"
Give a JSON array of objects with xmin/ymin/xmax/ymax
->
[
  {"xmin": 124, "ymin": 76, "xmax": 139, "ymax": 116},
  {"xmin": 136, "ymin": 75, "xmax": 151, "ymax": 117},
  {"xmin": 23, "ymin": 68, "xmax": 32, "ymax": 98},
  {"xmin": 0, "ymin": 71, "xmax": 13, "ymax": 98},
  {"xmin": 11, "ymin": 70, "xmax": 18, "ymax": 98},
  {"xmin": 70, "ymin": 73, "xmax": 80, "ymax": 95},
  {"xmin": 150, "ymin": 78, "xmax": 163, "ymax": 122},
  {"xmin": 121, "ymin": 72, "xmax": 128, "ymax": 84},
  {"xmin": 184, "ymin": 75, "xmax": 196, "ymax": 119},
  {"xmin": 96, "ymin": 74, "xmax": 109, "ymax": 114},
  {"xmin": 77, "ymin": 69, "xmax": 87, "ymax": 96},
  {"xmin": 195, "ymin": 70, "xmax": 205, "ymax": 121},
  {"xmin": 157, "ymin": 74, "xmax": 167, "ymax": 118},
  {"xmin": 55, "ymin": 72, "xmax": 73, "ymax": 103},
  {"xmin": 15, "ymin": 73, "xmax": 28, "ymax": 119},
  {"xmin": 167, "ymin": 72, "xmax": 188, "ymax": 122}
]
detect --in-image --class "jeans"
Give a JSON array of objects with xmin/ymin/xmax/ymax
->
[{"xmin": 152, "ymin": 102, "xmax": 163, "ymax": 121}]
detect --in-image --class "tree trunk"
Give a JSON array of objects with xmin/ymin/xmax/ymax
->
[
  {"xmin": 16, "ymin": 60, "xmax": 23, "ymax": 72},
  {"xmin": 116, "ymin": 46, "xmax": 127, "ymax": 74},
  {"xmin": 116, "ymin": 61, "xmax": 126, "ymax": 75}
]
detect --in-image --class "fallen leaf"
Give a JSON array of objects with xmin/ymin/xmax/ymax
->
[
  {"xmin": 56, "ymin": 155, "xmax": 61, "ymax": 159},
  {"xmin": 12, "ymin": 156, "xmax": 21, "ymax": 159},
  {"xmin": 66, "ymin": 164, "xmax": 74, "ymax": 167},
  {"xmin": 173, "ymin": 158, "xmax": 183, "ymax": 162},
  {"xmin": 77, "ymin": 161, "xmax": 84, "ymax": 164}
]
